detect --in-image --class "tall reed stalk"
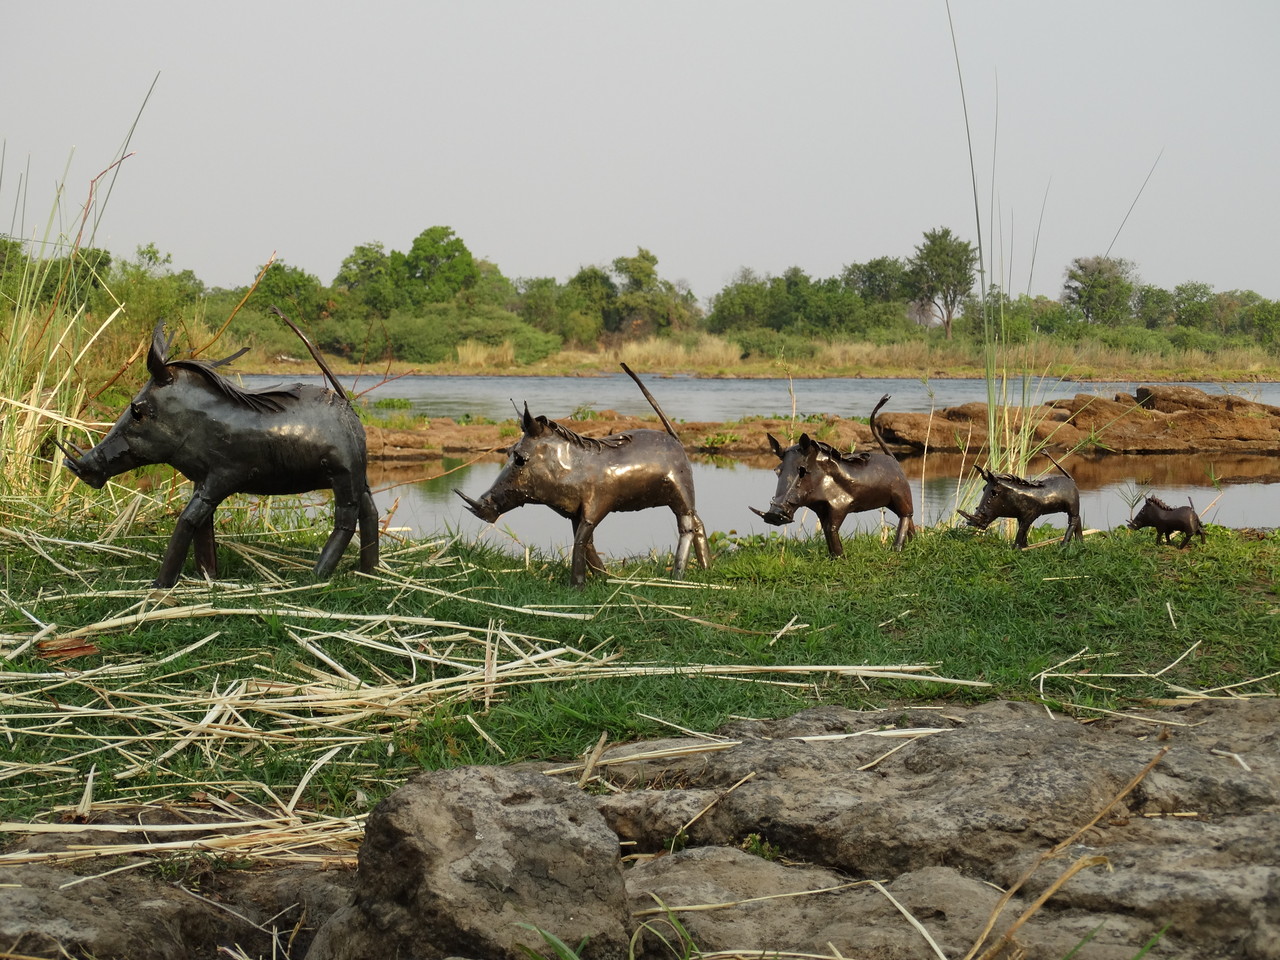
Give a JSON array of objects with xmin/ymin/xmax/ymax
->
[
  {"xmin": 0, "ymin": 164, "xmax": 125, "ymax": 516},
  {"xmin": 948, "ymin": 6, "xmax": 1045, "ymax": 485}
]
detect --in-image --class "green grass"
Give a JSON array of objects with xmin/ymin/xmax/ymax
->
[{"xmin": 1, "ymin": 515, "xmax": 1275, "ymax": 827}]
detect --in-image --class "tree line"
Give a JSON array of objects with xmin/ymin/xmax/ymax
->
[{"xmin": 4, "ymin": 224, "xmax": 1279, "ymax": 366}]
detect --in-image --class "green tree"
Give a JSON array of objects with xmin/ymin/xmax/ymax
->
[
  {"xmin": 519, "ymin": 276, "xmax": 561, "ymax": 331},
  {"xmin": 457, "ymin": 259, "xmax": 517, "ymax": 310},
  {"xmin": 1172, "ymin": 281, "xmax": 1215, "ymax": 332},
  {"xmin": 1248, "ymin": 299, "xmax": 1280, "ymax": 348},
  {"xmin": 609, "ymin": 247, "xmax": 698, "ymax": 337},
  {"xmin": 905, "ymin": 227, "xmax": 977, "ymax": 339},
  {"xmin": 567, "ymin": 266, "xmax": 618, "ymax": 318},
  {"xmin": 1220, "ymin": 290, "xmax": 1270, "ymax": 340},
  {"xmin": 1061, "ymin": 256, "xmax": 1136, "ymax": 326},
  {"xmin": 769, "ymin": 267, "xmax": 815, "ymax": 332},
  {"xmin": 334, "ymin": 241, "xmax": 390, "ymax": 291},
  {"xmin": 332, "ymin": 241, "xmax": 408, "ymax": 319},
  {"xmin": 842, "ymin": 256, "xmax": 907, "ymax": 303},
  {"xmin": 706, "ymin": 267, "xmax": 772, "ymax": 334},
  {"xmin": 1133, "ymin": 284, "xmax": 1175, "ymax": 330},
  {"xmin": 248, "ymin": 259, "xmax": 324, "ymax": 316},
  {"xmin": 612, "ymin": 248, "xmax": 659, "ymax": 294},
  {"xmin": 403, "ymin": 226, "xmax": 479, "ymax": 306},
  {"xmin": 516, "ymin": 276, "xmax": 602, "ymax": 346},
  {"xmin": 108, "ymin": 244, "xmax": 204, "ymax": 334},
  {"xmin": 565, "ymin": 265, "xmax": 619, "ymax": 340}
]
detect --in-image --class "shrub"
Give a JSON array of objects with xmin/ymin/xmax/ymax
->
[
  {"xmin": 1166, "ymin": 326, "xmax": 1225, "ymax": 354},
  {"xmin": 385, "ymin": 304, "xmax": 562, "ymax": 364},
  {"xmin": 733, "ymin": 327, "xmax": 819, "ymax": 361}
]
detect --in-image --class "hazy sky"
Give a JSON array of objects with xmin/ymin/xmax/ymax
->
[{"xmin": 6, "ymin": 2, "xmax": 1278, "ymax": 305}]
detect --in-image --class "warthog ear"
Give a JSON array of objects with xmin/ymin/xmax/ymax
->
[
  {"xmin": 766, "ymin": 433, "xmax": 786, "ymax": 459},
  {"xmin": 520, "ymin": 402, "xmax": 542, "ymax": 436},
  {"xmin": 147, "ymin": 322, "xmax": 175, "ymax": 386},
  {"xmin": 798, "ymin": 433, "xmax": 814, "ymax": 453}
]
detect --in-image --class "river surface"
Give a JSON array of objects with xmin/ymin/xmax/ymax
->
[
  {"xmin": 237, "ymin": 374, "xmax": 1280, "ymax": 555},
  {"xmin": 242, "ymin": 373, "xmax": 1280, "ymax": 422}
]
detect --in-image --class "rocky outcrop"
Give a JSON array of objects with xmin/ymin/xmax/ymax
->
[
  {"xmin": 4, "ymin": 699, "xmax": 1278, "ymax": 959},
  {"xmin": 878, "ymin": 384, "xmax": 1280, "ymax": 455},
  {"xmin": 364, "ymin": 386, "xmax": 1280, "ymax": 461},
  {"xmin": 307, "ymin": 767, "xmax": 631, "ymax": 960},
  {"xmin": 600, "ymin": 700, "xmax": 1280, "ymax": 959}
]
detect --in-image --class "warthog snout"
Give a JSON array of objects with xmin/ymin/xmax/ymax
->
[
  {"xmin": 454, "ymin": 489, "xmax": 503, "ymax": 524},
  {"xmin": 749, "ymin": 504, "xmax": 795, "ymax": 526}
]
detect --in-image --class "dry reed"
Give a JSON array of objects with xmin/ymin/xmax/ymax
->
[{"xmin": 0, "ymin": 530, "xmax": 981, "ymax": 867}]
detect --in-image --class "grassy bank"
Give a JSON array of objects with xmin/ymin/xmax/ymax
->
[
  {"xmin": 247, "ymin": 333, "xmax": 1280, "ymax": 382},
  {"xmin": 2, "ymin": 518, "xmax": 1275, "ymax": 827}
]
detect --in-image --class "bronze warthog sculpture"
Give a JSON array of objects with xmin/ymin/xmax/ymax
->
[
  {"xmin": 959, "ymin": 457, "xmax": 1082, "ymax": 548},
  {"xmin": 750, "ymin": 394, "xmax": 916, "ymax": 555},
  {"xmin": 455, "ymin": 364, "xmax": 709, "ymax": 586},
  {"xmin": 1129, "ymin": 495, "xmax": 1206, "ymax": 548},
  {"xmin": 57, "ymin": 313, "xmax": 379, "ymax": 587}
]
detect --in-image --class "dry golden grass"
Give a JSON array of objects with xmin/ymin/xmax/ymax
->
[
  {"xmin": 455, "ymin": 338, "xmax": 517, "ymax": 367},
  {"xmin": 614, "ymin": 334, "xmax": 743, "ymax": 371}
]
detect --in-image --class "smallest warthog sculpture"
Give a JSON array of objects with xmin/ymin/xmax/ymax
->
[
  {"xmin": 959, "ymin": 456, "xmax": 1082, "ymax": 549},
  {"xmin": 455, "ymin": 364, "xmax": 710, "ymax": 587},
  {"xmin": 750, "ymin": 394, "xmax": 915, "ymax": 555},
  {"xmin": 57, "ymin": 310, "xmax": 379, "ymax": 587},
  {"xmin": 1129, "ymin": 495, "xmax": 1207, "ymax": 548}
]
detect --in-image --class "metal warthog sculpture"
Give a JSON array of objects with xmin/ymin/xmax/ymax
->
[
  {"xmin": 959, "ymin": 456, "xmax": 1082, "ymax": 548},
  {"xmin": 455, "ymin": 364, "xmax": 710, "ymax": 586},
  {"xmin": 57, "ymin": 313, "xmax": 379, "ymax": 587},
  {"xmin": 1129, "ymin": 495, "xmax": 1206, "ymax": 548},
  {"xmin": 750, "ymin": 395, "xmax": 915, "ymax": 555}
]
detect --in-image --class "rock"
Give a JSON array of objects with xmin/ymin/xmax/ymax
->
[
  {"xmin": 589, "ymin": 699, "xmax": 1280, "ymax": 959},
  {"xmin": 878, "ymin": 386, "xmax": 1280, "ymax": 455},
  {"xmin": 366, "ymin": 384, "xmax": 1280, "ymax": 460},
  {"xmin": 307, "ymin": 766, "xmax": 631, "ymax": 960},
  {"xmin": 0, "ymin": 860, "xmax": 354, "ymax": 960},
  {"xmin": 627, "ymin": 851, "xmax": 1158, "ymax": 960},
  {"xmin": 0, "ymin": 864, "xmax": 226, "ymax": 960},
  {"xmin": 5, "ymin": 700, "xmax": 1280, "ymax": 959}
]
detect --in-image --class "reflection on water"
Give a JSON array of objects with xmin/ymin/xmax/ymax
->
[{"xmin": 371, "ymin": 451, "xmax": 1277, "ymax": 559}]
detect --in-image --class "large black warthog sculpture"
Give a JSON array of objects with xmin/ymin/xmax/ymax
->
[
  {"xmin": 456, "ymin": 365, "xmax": 710, "ymax": 586},
  {"xmin": 58, "ymin": 316, "xmax": 379, "ymax": 587},
  {"xmin": 751, "ymin": 394, "xmax": 916, "ymax": 555}
]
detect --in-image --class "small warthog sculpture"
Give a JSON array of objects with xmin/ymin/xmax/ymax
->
[
  {"xmin": 959, "ymin": 456, "xmax": 1082, "ymax": 548},
  {"xmin": 455, "ymin": 364, "xmax": 710, "ymax": 586},
  {"xmin": 1129, "ymin": 495, "xmax": 1206, "ymax": 548},
  {"xmin": 57, "ymin": 312, "xmax": 379, "ymax": 587},
  {"xmin": 750, "ymin": 394, "xmax": 915, "ymax": 555}
]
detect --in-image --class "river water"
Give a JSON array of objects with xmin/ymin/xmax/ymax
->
[
  {"xmin": 238, "ymin": 374, "xmax": 1280, "ymax": 556},
  {"xmin": 243, "ymin": 372, "xmax": 1280, "ymax": 422}
]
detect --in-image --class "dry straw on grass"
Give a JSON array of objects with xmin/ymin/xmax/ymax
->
[{"xmin": 0, "ymin": 529, "xmax": 983, "ymax": 869}]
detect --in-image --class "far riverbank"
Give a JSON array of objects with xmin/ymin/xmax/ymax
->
[{"xmin": 239, "ymin": 336, "xmax": 1280, "ymax": 384}]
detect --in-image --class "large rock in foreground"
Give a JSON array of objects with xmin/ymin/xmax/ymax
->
[
  {"xmin": 307, "ymin": 767, "xmax": 630, "ymax": 960},
  {"xmin": 4, "ymin": 700, "xmax": 1278, "ymax": 959},
  {"xmin": 307, "ymin": 698, "xmax": 1279, "ymax": 960},
  {"xmin": 598, "ymin": 699, "xmax": 1280, "ymax": 960}
]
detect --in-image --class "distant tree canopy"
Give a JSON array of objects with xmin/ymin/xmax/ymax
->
[
  {"xmin": 704, "ymin": 262, "xmax": 916, "ymax": 358},
  {"xmin": 403, "ymin": 226, "xmax": 478, "ymax": 306},
  {"xmin": 609, "ymin": 247, "xmax": 699, "ymax": 337},
  {"xmin": 1062, "ymin": 256, "xmax": 1136, "ymax": 325},
  {"xmin": 5, "ymin": 220, "xmax": 1279, "ymax": 365},
  {"xmin": 905, "ymin": 227, "xmax": 978, "ymax": 340}
]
